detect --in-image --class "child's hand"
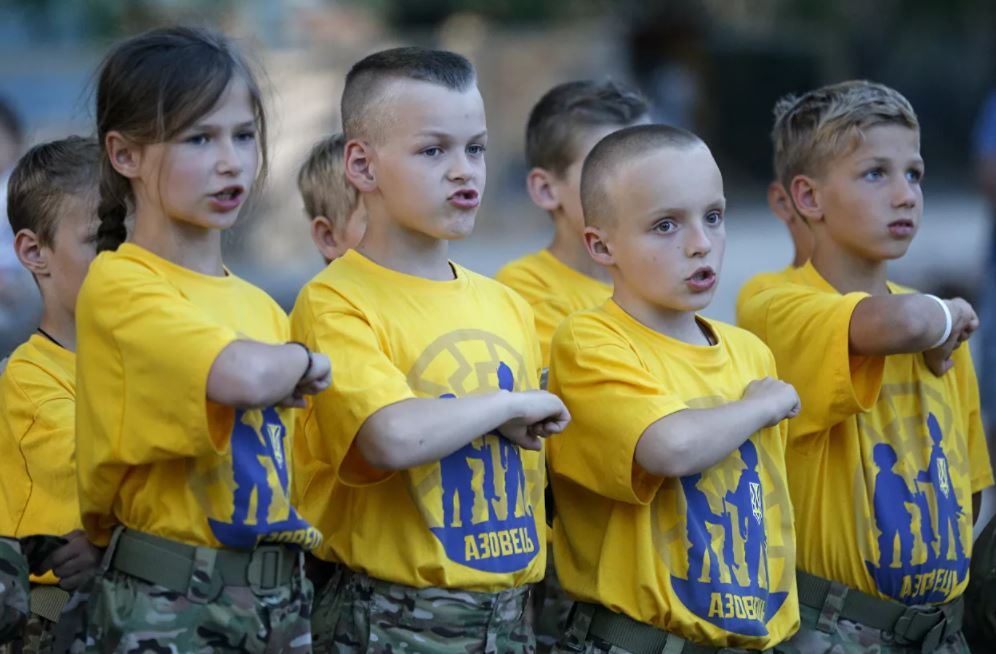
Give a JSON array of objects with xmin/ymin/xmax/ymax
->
[
  {"xmin": 742, "ymin": 377, "xmax": 800, "ymax": 427},
  {"xmin": 279, "ymin": 352, "xmax": 332, "ymax": 408},
  {"xmin": 924, "ymin": 298, "xmax": 978, "ymax": 377},
  {"xmin": 42, "ymin": 530, "xmax": 102, "ymax": 591},
  {"xmin": 498, "ymin": 391, "xmax": 571, "ymax": 451}
]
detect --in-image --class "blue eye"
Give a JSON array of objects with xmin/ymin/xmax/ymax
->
[
  {"xmin": 422, "ymin": 146, "xmax": 443, "ymax": 157},
  {"xmin": 906, "ymin": 168, "xmax": 923, "ymax": 183},
  {"xmin": 654, "ymin": 219, "xmax": 676, "ymax": 233},
  {"xmin": 705, "ymin": 210, "xmax": 723, "ymax": 226},
  {"xmin": 863, "ymin": 168, "xmax": 884, "ymax": 181},
  {"xmin": 185, "ymin": 134, "xmax": 209, "ymax": 145},
  {"xmin": 235, "ymin": 130, "xmax": 256, "ymax": 143},
  {"xmin": 467, "ymin": 144, "xmax": 486, "ymax": 156}
]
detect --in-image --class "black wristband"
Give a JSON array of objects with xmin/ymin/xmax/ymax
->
[{"xmin": 288, "ymin": 341, "xmax": 313, "ymax": 383}]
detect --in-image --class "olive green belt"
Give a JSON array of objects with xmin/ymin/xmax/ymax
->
[
  {"xmin": 109, "ymin": 529, "xmax": 300, "ymax": 596},
  {"xmin": 570, "ymin": 602, "xmax": 772, "ymax": 654},
  {"xmin": 796, "ymin": 569, "xmax": 963, "ymax": 652}
]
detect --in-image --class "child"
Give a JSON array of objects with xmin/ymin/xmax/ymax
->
[
  {"xmin": 738, "ymin": 80, "xmax": 992, "ymax": 653},
  {"xmin": 0, "ymin": 136, "xmax": 105, "ymax": 654},
  {"xmin": 496, "ymin": 80, "xmax": 649, "ymax": 368},
  {"xmin": 297, "ymin": 132, "xmax": 366, "ymax": 263},
  {"xmin": 547, "ymin": 124, "xmax": 801, "ymax": 652},
  {"xmin": 290, "ymin": 46, "xmax": 570, "ymax": 653},
  {"xmin": 74, "ymin": 26, "xmax": 331, "ymax": 652}
]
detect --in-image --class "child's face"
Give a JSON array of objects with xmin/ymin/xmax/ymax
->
[
  {"xmin": 368, "ymin": 79, "xmax": 487, "ymax": 240},
  {"xmin": 595, "ymin": 144, "xmax": 726, "ymax": 313},
  {"xmin": 137, "ymin": 77, "xmax": 259, "ymax": 233},
  {"xmin": 812, "ymin": 124, "xmax": 923, "ymax": 262},
  {"xmin": 45, "ymin": 193, "xmax": 99, "ymax": 318}
]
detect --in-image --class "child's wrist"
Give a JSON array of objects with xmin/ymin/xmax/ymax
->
[
  {"xmin": 925, "ymin": 294, "xmax": 953, "ymax": 349},
  {"xmin": 287, "ymin": 341, "xmax": 313, "ymax": 383}
]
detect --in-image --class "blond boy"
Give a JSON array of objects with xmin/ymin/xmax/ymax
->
[
  {"xmin": 738, "ymin": 80, "xmax": 992, "ymax": 653},
  {"xmin": 549, "ymin": 124, "xmax": 801, "ymax": 652},
  {"xmin": 291, "ymin": 47, "xmax": 570, "ymax": 653},
  {"xmin": 297, "ymin": 132, "xmax": 366, "ymax": 263}
]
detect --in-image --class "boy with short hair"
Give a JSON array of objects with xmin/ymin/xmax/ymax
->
[
  {"xmin": 738, "ymin": 80, "xmax": 993, "ymax": 652},
  {"xmin": 548, "ymin": 124, "xmax": 801, "ymax": 652},
  {"xmin": 291, "ymin": 47, "xmax": 570, "ymax": 653},
  {"xmin": 297, "ymin": 132, "xmax": 367, "ymax": 263},
  {"xmin": 496, "ymin": 79, "xmax": 649, "ymax": 367},
  {"xmin": 0, "ymin": 136, "xmax": 104, "ymax": 653}
]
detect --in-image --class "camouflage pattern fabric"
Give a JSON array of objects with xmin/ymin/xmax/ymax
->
[
  {"xmin": 81, "ymin": 566, "xmax": 313, "ymax": 653},
  {"xmin": 964, "ymin": 514, "xmax": 996, "ymax": 650},
  {"xmin": 0, "ymin": 587, "xmax": 89, "ymax": 654},
  {"xmin": 323, "ymin": 567, "xmax": 535, "ymax": 653},
  {"xmin": 774, "ymin": 603, "xmax": 970, "ymax": 654},
  {"xmin": 0, "ymin": 540, "xmax": 29, "ymax": 645},
  {"xmin": 532, "ymin": 555, "xmax": 572, "ymax": 653}
]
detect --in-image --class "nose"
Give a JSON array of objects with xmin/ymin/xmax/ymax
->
[
  {"xmin": 447, "ymin": 150, "xmax": 474, "ymax": 183},
  {"xmin": 684, "ymin": 221, "xmax": 712, "ymax": 258},
  {"xmin": 215, "ymin": 137, "xmax": 244, "ymax": 177},
  {"xmin": 893, "ymin": 175, "xmax": 919, "ymax": 209}
]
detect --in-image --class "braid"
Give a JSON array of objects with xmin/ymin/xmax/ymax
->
[{"xmin": 95, "ymin": 160, "xmax": 129, "ymax": 253}]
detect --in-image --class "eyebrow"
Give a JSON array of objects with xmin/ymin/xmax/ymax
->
[
  {"xmin": 189, "ymin": 120, "xmax": 256, "ymax": 131},
  {"xmin": 857, "ymin": 155, "xmax": 923, "ymax": 166},
  {"xmin": 415, "ymin": 130, "xmax": 488, "ymax": 140},
  {"xmin": 644, "ymin": 199, "xmax": 726, "ymax": 220}
]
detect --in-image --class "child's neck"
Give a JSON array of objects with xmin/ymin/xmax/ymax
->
[
  {"xmin": 613, "ymin": 287, "xmax": 711, "ymax": 346},
  {"xmin": 37, "ymin": 305, "xmax": 76, "ymax": 352},
  {"xmin": 358, "ymin": 215, "xmax": 454, "ymax": 281},
  {"xmin": 133, "ymin": 215, "xmax": 225, "ymax": 277},
  {"xmin": 548, "ymin": 219, "xmax": 611, "ymax": 284},
  {"xmin": 811, "ymin": 240, "xmax": 890, "ymax": 295}
]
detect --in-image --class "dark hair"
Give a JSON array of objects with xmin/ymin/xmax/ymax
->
[
  {"xmin": 580, "ymin": 124, "xmax": 703, "ymax": 227},
  {"xmin": 0, "ymin": 96, "xmax": 24, "ymax": 144},
  {"xmin": 526, "ymin": 79, "xmax": 649, "ymax": 176},
  {"xmin": 341, "ymin": 46, "xmax": 475, "ymax": 141},
  {"xmin": 7, "ymin": 136, "xmax": 100, "ymax": 246},
  {"xmin": 95, "ymin": 26, "xmax": 267, "ymax": 252}
]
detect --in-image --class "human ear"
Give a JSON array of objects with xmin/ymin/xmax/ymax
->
[
  {"xmin": 789, "ymin": 175, "xmax": 823, "ymax": 224},
  {"xmin": 14, "ymin": 229, "xmax": 47, "ymax": 276},
  {"xmin": 526, "ymin": 168, "xmax": 561, "ymax": 212},
  {"xmin": 105, "ymin": 131, "xmax": 142, "ymax": 179},
  {"xmin": 344, "ymin": 139, "xmax": 376, "ymax": 193},
  {"xmin": 583, "ymin": 226, "xmax": 614, "ymax": 266}
]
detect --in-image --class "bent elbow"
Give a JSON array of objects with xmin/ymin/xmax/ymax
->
[
  {"xmin": 637, "ymin": 431, "xmax": 697, "ymax": 479},
  {"xmin": 355, "ymin": 417, "xmax": 411, "ymax": 471}
]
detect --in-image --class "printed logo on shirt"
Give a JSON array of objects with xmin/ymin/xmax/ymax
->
[
  {"xmin": 666, "ymin": 440, "xmax": 790, "ymax": 636},
  {"xmin": 406, "ymin": 329, "xmax": 542, "ymax": 573},
  {"xmin": 857, "ymin": 380, "xmax": 972, "ymax": 604},
  {"xmin": 208, "ymin": 407, "xmax": 322, "ymax": 550}
]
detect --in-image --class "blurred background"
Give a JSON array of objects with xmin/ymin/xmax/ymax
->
[{"xmin": 1, "ymin": 0, "xmax": 995, "ymax": 364}]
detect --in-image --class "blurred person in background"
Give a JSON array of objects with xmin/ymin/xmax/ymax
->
[{"xmin": 0, "ymin": 97, "xmax": 33, "ymax": 355}]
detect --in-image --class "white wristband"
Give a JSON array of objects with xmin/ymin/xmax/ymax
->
[{"xmin": 925, "ymin": 294, "xmax": 952, "ymax": 349}]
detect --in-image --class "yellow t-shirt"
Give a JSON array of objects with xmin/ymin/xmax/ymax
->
[
  {"xmin": 496, "ymin": 249, "xmax": 611, "ymax": 367},
  {"xmin": 734, "ymin": 266, "xmax": 795, "ymax": 328},
  {"xmin": 548, "ymin": 301, "xmax": 798, "ymax": 649},
  {"xmin": 291, "ymin": 249, "xmax": 545, "ymax": 591},
  {"xmin": 738, "ymin": 261, "xmax": 993, "ymax": 605},
  {"xmin": 76, "ymin": 243, "xmax": 321, "ymax": 551},
  {"xmin": 0, "ymin": 334, "xmax": 77, "ymax": 585}
]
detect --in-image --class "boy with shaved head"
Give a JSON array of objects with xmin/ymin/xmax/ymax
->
[
  {"xmin": 547, "ymin": 125, "xmax": 802, "ymax": 652},
  {"xmin": 290, "ymin": 47, "xmax": 570, "ymax": 653}
]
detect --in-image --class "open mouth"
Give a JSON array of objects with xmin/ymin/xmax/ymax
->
[
  {"xmin": 212, "ymin": 186, "xmax": 243, "ymax": 202},
  {"xmin": 888, "ymin": 219, "xmax": 915, "ymax": 235},
  {"xmin": 450, "ymin": 189, "xmax": 478, "ymax": 201},
  {"xmin": 688, "ymin": 267, "xmax": 715, "ymax": 282}
]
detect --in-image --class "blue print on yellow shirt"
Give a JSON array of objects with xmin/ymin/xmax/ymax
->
[
  {"xmin": 671, "ymin": 441, "xmax": 788, "ymax": 636},
  {"xmin": 865, "ymin": 413, "xmax": 969, "ymax": 603},
  {"xmin": 209, "ymin": 407, "xmax": 318, "ymax": 550},
  {"xmin": 431, "ymin": 362, "xmax": 540, "ymax": 573}
]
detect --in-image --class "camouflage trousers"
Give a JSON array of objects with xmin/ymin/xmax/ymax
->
[
  {"xmin": 315, "ymin": 567, "xmax": 535, "ymax": 653},
  {"xmin": 532, "ymin": 554, "xmax": 572, "ymax": 653},
  {"xmin": 774, "ymin": 603, "xmax": 969, "ymax": 654},
  {"xmin": 0, "ymin": 540, "xmax": 29, "ymax": 644},
  {"xmin": 0, "ymin": 586, "xmax": 88, "ymax": 654},
  {"xmin": 81, "ymin": 566, "xmax": 313, "ymax": 653}
]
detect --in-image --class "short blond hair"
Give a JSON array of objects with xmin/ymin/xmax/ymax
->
[
  {"xmin": 297, "ymin": 133, "xmax": 358, "ymax": 223},
  {"xmin": 772, "ymin": 80, "xmax": 919, "ymax": 190}
]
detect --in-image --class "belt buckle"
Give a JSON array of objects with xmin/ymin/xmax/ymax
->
[
  {"xmin": 247, "ymin": 545, "xmax": 286, "ymax": 595},
  {"xmin": 893, "ymin": 606, "xmax": 945, "ymax": 648}
]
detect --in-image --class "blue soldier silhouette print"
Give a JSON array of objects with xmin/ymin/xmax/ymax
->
[
  {"xmin": 210, "ymin": 407, "xmax": 314, "ymax": 549},
  {"xmin": 724, "ymin": 441, "xmax": 768, "ymax": 590},
  {"xmin": 671, "ymin": 441, "xmax": 787, "ymax": 636},
  {"xmin": 430, "ymin": 362, "xmax": 540, "ymax": 573},
  {"xmin": 865, "ymin": 418, "xmax": 969, "ymax": 603},
  {"xmin": 917, "ymin": 414, "xmax": 964, "ymax": 562}
]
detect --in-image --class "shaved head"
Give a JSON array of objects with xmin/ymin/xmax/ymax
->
[
  {"xmin": 341, "ymin": 46, "xmax": 476, "ymax": 143},
  {"xmin": 580, "ymin": 124, "xmax": 703, "ymax": 227}
]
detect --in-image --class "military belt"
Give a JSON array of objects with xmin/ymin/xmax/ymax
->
[
  {"xmin": 110, "ymin": 528, "xmax": 299, "ymax": 596},
  {"xmin": 573, "ymin": 602, "xmax": 772, "ymax": 654},
  {"xmin": 796, "ymin": 569, "xmax": 963, "ymax": 653}
]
